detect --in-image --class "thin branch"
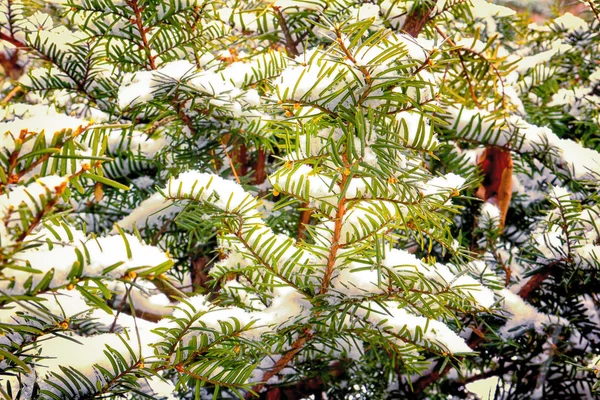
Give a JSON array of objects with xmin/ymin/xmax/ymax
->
[
  {"xmin": 3, "ymin": 124, "xmax": 91, "ymax": 191},
  {"xmin": 517, "ymin": 269, "xmax": 552, "ymax": 299},
  {"xmin": 254, "ymin": 148, "xmax": 267, "ymax": 185},
  {"xmin": 127, "ymin": 0, "xmax": 156, "ymax": 70},
  {"xmin": 1, "ymin": 86, "xmax": 21, "ymax": 104},
  {"xmin": 583, "ymin": 0, "xmax": 600, "ymax": 23},
  {"xmin": 0, "ymin": 31, "xmax": 26, "ymax": 48},
  {"xmin": 273, "ymin": 6, "xmax": 299, "ymax": 57},
  {"xmin": 434, "ymin": 24, "xmax": 507, "ymax": 110},
  {"xmin": 433, "ymin": 25, "xmax": 480, "ymax": 106},
  {"xmin": 320, "ymin": 171, "xmax": 348, "ymax": 295},
  {"xmin": 222, "ymin": 142, "xmax": 242, "ymax": 184},
  {"xmin": 109, "ymin": 278, "xmax": 136, "ymax": 333},
  {"xmin": 248, "ymin": 331, "xmax": 312, "ymax": 396}
]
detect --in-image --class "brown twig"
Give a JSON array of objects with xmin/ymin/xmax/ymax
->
[
  {"xmin": 433, "ymin": 25, "xmax": 508, "ymax": 110},
  {"xmin": 222, "ymin": 142, "xmax": 242, "ymax": 184},
  {"xmin": 254, "ymin": 148, "xmax": 267, "ymax": 185},
  {"xmin": 319, "ymin": 173, "xmax": 348, "ymax": 295},
  {"xmin": 249, "ymin": 333, "xmax": 312, "ymax": 397},
  {"xmin": 517, "ymin": 269, "xmax": 553, "ymax": 299},
  {"xmin": 272, "ymin": 6, "xmax": 299, "ymax": 57},
  {"xmin": 109, "ymin": 277, "xmax": 137, "ymax": 333},
  {"xmin": 127, "ymin": 0, "xmax": 156, "ymax": 70},
  {"xmin": 583, "ymin": 0, "xmax": 600, "ymax": 23},
  {"xmin": 296, "ymin": 204, "xmax": 312, "ymax": 241},
  {"xmin": 0, "ymin": 31, "xmax": 26, "ymax": 49},
  {"xmin": 433, "ymin": 25, "xmax": 480, "ymax": 106}
]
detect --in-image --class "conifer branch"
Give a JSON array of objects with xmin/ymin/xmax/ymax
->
[
  {"xmin": 249, "ymin": 331, "xmax": 312, "ymax": 396},
  {"xmin": 127, "ymin": 0, "xmax": 156, "ymax": 70},
  {"xmin": 320, "ymin": 172, "xmax": 349, "ymax": 295},
  {"xmin": 3, "ymin": 1, "xmax": 599, "ymax": 398},
  {"xmin": 413, "ymin": 260, "xmax": 561, "ymax": 393}
]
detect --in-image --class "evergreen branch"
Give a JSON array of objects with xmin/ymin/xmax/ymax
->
[
  {"xmin": 412, "ymin": 259, "xmax": 562, "ymax": 393},
  {"xmin": 287, "ymin": 100, "xmax": 339, "ymax": 118},
  {"xmin": 95, "ymin": 357, "xmax": 144, "ymax": 397},
  {"xmin": 12, "ymin": 164, "xmax": 91, "ymax": 245},
  {"xmin": 2, "ymin": 123, "xmax": 92, "ymax": 191},
  {"xmin": 320, "ymin": 171, "xmax": 349, "ymax": 295},
  {"xmin": 248, "ymin": 330, "xmax": 312, "ymax": 396},
  {"xmin": 433, "ymin": 25, "xmax": 480, "ymax": 107},
  {"xmin": 434, "ymin": 24, "xmax": 508, "ymax": 109},
  {"xmin": 176, "ymin": 364, "xmax": 249, "ymax": 390},
  {"xmin": 232, "ymin": 227, "xmax": 313, "ymax": 297},
  {"xmin": 127, "ymin": 0, "xmax": 156, "ymax": 70}
]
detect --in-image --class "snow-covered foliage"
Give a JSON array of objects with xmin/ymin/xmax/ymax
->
[{"xmin": 0, "ymin": 0, "xmax": 599, "ymax": 399}]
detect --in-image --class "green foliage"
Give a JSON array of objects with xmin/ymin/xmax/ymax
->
[{"xmin": 1, "ymin": 0, "xmax": 600, "ymax": 399}]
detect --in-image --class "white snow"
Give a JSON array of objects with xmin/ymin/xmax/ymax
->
[
  {"xmin": 552, "ymin": 13, "xmax": 588, "ymax": 33},
  {"xmin": 3, "ymin": 224, "xmax": 170, "ymax": 294},
  {"xmin": 466, "ymin": 376, "xmax": 499, "ymax": 400},
  {"xmin": 357, "ymin": 301, "xmax": 473, "ymax": 354},
  {"xmin": 498, "ymin": 289, "xmax": 568, "ymax": 338},
  {"xmin": 479, "ymin": 202, "xmax": 501, "ymax": 230}
]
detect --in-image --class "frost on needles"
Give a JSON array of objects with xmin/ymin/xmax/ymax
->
[{"xmin": 0, "ymin": 0, "xmax": 600, "ymax": 399}]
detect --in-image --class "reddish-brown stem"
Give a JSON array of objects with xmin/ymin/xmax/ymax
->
[
  {"xmin": 272, "ymin": 6, "xmax": 299, "ymax": 57},
  {"xmin": 319, "ymin": 173, "xmax": 348, "ymax": 295},
  {"xmin": 297, "ymin": 205, "xmax": 312, "ymax": 241},
  {"xmin": 249, "ymin": 334, "xmax": 311, "ymax": 396},
  {"xmin": 250, "ymin": 168, "xmax": 349, "ymax": 395},
  {"xmin": 0, "ymin": 32, "xmax": 26, "ymax": 48},
  {"xmin": 518, "ymin": 269, "xmax": 552, "ymax": 299},
  {"xmin": 234, "ymin": 143, "xmax": 248, "ymax": 177},
  {"xmin": 414, "ymin": 363, "xmax": 454, "ymax": 392},
  {"xmin": 254, "ymin": 149, "xmax": 267, "ymax": 185},
  {"xmin": 128, "ymin": 0, "xmax": 156, "ymax": 70}
]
